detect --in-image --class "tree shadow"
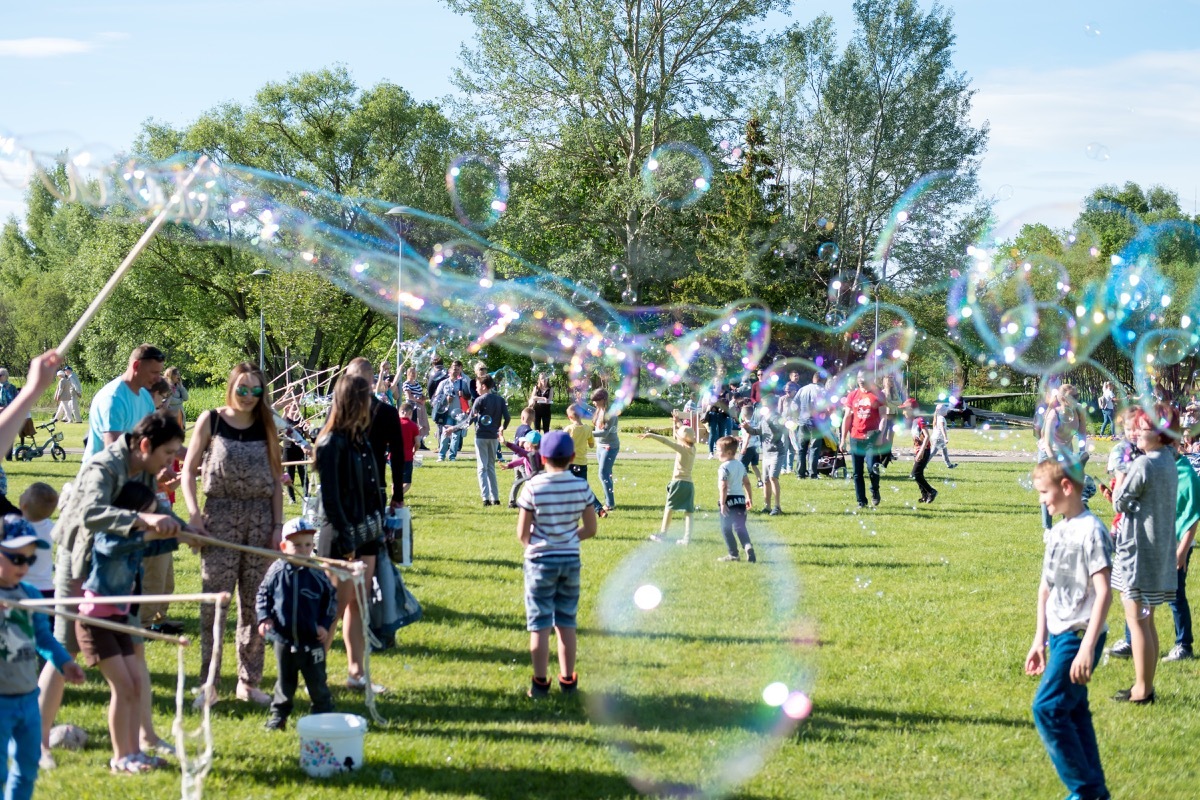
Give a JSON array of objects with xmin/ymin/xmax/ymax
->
[{"xmin": 795, "ymin": 699, "xmax": 1029, "ymax": 742}]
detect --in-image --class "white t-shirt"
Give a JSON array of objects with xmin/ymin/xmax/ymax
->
[
  {"xmin": 25, "ymin": 518, "xmax": 55, "ymax": 592},
  {"xmin": 1042, "ymin": 511, "xmax": 1113, "ymax": 635},
  {"xmin": 718, "ymin": 459, "xmax": 748, "ymax": 498}
]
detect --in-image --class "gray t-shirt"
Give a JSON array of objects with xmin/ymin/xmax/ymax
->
[
  {"xmin": 718, "ymin": 459, "xmax": 748, "ymax": 497},
  {"xmin": 796, "ymin": 383, "xmax": 822, "ymax": 422},
  {"xmin": 0, "ymin": 583, "xmax": 56, "ymax": 694},
  {"xmin": 1042, "ymin": 511, "xmax": 1113, "ymax": 635},
  {"xmin": 1113, "ymin": 447, "xmax": 1179, "ymax": 594}
]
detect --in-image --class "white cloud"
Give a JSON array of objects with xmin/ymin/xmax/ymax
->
[
  {"xmin": 972, "ymin": 50, "xmax": 1200, "ymax": 227},
  {"xmin": 0, "ymin": 38, "xmax": 95, "ymax": 58}
]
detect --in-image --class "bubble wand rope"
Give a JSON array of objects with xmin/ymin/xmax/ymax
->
[
  {"xmin": 175, "ymin": 593, "xmax": 227, "ymax": 800},
  {"xmin": 56, "ymin": 155, "xmax": 211, "ymax": 357},
  {"xmin": 0, "ymin": 596, "xmax": 189, "ymax": 645}
]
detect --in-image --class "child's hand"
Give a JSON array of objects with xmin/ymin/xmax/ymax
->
[
  {"xmin": 317, "ymin": 626, "xmax": 331, "ymax": 647},
  {"xmin": 61, "ymin": 660, "xmax": 86, "ymax": 685},
  {"xmin": 258, "ymin": 620, "xmax": 273, "ymax": 638},
  {"xmin": 26, "ymin": 350, "xmax": 63, "ymax": 395},
  {"xmin": 1070, "ymin": 646, "xmax": 1095, "ymax": 684},
  {"xmin": 638, "ymin": 432, "xmax": 650, "ymax": 440},
  {"xmin": 1024, "ymin": 643, "xmax": 1046, "ymax": 676}
]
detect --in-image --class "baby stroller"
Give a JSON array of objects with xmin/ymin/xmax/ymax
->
[{"xmin": 815, "ymin": 442, "xmax": 847, "ymax": 479}]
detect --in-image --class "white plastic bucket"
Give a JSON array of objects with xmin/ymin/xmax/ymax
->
[{"xmin": 297, "ymin": 713, "xmax": 367, "ymax": 777}]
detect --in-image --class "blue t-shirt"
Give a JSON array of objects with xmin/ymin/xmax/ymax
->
[{"xmin": 84, "ymin": 378, "xmax": 157, "ymax": 463}]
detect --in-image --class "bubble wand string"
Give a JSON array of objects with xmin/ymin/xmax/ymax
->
[{"xmin": 55, "ymin": 154, "xmax": 211, "ymax": 357}]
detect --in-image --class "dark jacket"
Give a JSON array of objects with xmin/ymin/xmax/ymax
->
[
  {"xmin": 470, "ymin": 392, "xmax": 510, "ymax": 440},
  {"xmin": 315, "ymin": 430, "xmax": 386, "ymax": 538},
  {"xmin": 367, "ymin": 397, "xmax": 405, "ymax": 505},
  {"xmin": 256, "ymin": 560, "xmax": 336, "ymax": 648}
]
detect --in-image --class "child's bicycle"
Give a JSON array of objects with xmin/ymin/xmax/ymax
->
[{"xmin": 13, "ymin": 421, "xmax": 67, "ymax": 462}]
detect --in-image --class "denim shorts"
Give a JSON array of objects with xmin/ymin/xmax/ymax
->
[{"xmin": 524, "ymin": 557, "xmax": 581, "ymax": 631}]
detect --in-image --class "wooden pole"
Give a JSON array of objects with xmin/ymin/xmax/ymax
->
[
  {"xmin": 15, "ymin": 592, "xmax": 230, "ymax": 608},
  {"xmin": 0, "ymin": 597, "xmax": 191, "ymax": 646}
]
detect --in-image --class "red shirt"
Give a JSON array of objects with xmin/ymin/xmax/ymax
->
[
  {"xmin": 911, "ymin": 417, "xmax": 928, "ymax": 453},
  {"xmin": 845, "ymin": 388, "xmax": 883, "ymax": 439},
  {"xmin": 399, "ymin": 417, "xmax": 419, "ymax": 461}
]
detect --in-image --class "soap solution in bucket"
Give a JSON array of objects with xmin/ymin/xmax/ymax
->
[{"xmin": 298, "ymin": 713, "xmax": 368, "ymax": 777}]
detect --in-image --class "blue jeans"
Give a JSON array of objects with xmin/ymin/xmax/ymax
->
[
  {"xmin": 707, "ymin": 419, "xmax": 724, "ymax": 454},
  {"xmin": 796, "ymin": 422, "xmax": 821, "ymax": 478},
  {"xmin": 476, "ymin": 438, "xmax": 500, "ymax": 501},
  {"xmin": 439, "ymin": 427, "xmax": 464, "ymax": 460},
  {"xmin": 597, "ymin": 441, "xmax": 619, "ymax": 509},
  {"xmin": 849, "ymin": 435, "xmax": 880, "ymax": 506},
  {"xmin": 1099, "ymin": 410, "xmax": 1114, "ymax": 437},
  {"xmin": 1032, "ymin": 631, "xmax": 1108, "ymax": 800},
  {"xmin": 1171, "ymin": 549, "xmax": 1193, "ymax": 651},
  {"xmin": 0, "ymin": 690, "xmax": 42, "ymax": 800}
]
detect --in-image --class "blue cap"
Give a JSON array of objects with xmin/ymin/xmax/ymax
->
[
  {"xmin": 522, "ymin": 431, "xmax": 542, "ymax": 446},
  {"xmin": 540, "ymin": 430, "xmax": 574, "ymax": 459},
  {"xmin": 1, "ymin": 514, "xmax": 49, "ymax": 550}
]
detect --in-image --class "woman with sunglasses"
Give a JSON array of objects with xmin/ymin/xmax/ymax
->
[{"xmin": 182, "ymin": 363, "xmax": 283, "ymax": 708}]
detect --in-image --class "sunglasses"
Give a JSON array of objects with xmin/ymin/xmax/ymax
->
[
  {"xmin": 236, "ymin": 386, "xmax": 265, "ymax": 398},
  {"xmin": 0, "ymin": 551, "xmax": 38, "ymax": 567}
]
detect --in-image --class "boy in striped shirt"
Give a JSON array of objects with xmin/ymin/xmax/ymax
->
[{"xmin": 516, "ymin": 430, "xmax": 599, "ymax": 698}]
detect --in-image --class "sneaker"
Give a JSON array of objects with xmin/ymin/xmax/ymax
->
[
  {"xmin": 756, "ymin": 506, "xmax": 770, "ymax": 514},
  {"xmin": 264, "ymin": 716, "xmax": 287, "ymax": 731},
  {"xmin": 39, "ymin": 750, "xmax": 56, "ymax": 771},
  {"xmin": 508, "ymin": 501, "xmax": 518, "ymax": 509},
  {"xmin": 528, "ymin": 676, "xmax": 551, "ymax": 699},
  {"xmin": 648, "ymin": 533, "xmax": 665, "ymax": 542},
  {"xmin": 345, "ymin": 675, "xmax": 387, "ymax": 694},
  {"xmin": 871, "ymin": 497, "xmax": 880, "ymax": 508},
  {"xmin": 558, "ymin": 673, "xmax": 579, "ymax": 694},
  {"xmin": 948, "ymin": 463, "xmax": 958, "ymax": 469},
  {"xmin": 437, "ymin": 456, "xmax": 445, "ymax": 462},
  {"xmin": 1108, "ymin": 639, "xmax": 1133, "ymax": 659},
  {"xmin": 1163, "ymin": 645, "xmax": 1194, "ymax": 662},
  {"xmin": 769, "ymin": 507, "xmax": 782, "ymax": 516},
  {"xmin": 675, "ymin": 537, "xmax": 690, "ymax": 546},
  {"xmin": 756, "ymin": 480, "xmax": 764, "ymax": 488},
  {"xmin": 718, "ymin": 554, "xmax": 740, "ymax": 562},
  {"xmin": 745, "ymin": 546, "xmax": 756, "ymax": 563},
  {"xmin": 926, "ymin": 490, "xmax": 938, "ymax": 504}
]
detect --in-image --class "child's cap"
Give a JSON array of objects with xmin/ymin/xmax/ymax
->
[
  {"xmin": 281, "ymin": 517, "xmax": 318, "ymax": 539},
  {"xmin": 0, "ymin": 514, "xmax": 49, "ymax": 550},
  {"xmin": 522, "ymin": 431, "xmax": 542, "ymax": 446},
  {"xmin": 900, "ymin": 398, "xmax": 919, "ymax": 409},
  {"xmin": 540, "ymin": 430, "xmax": 574, "ymax": 459}
]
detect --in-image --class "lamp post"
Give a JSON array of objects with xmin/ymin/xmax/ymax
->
[
  {"xmin": 251, "ymin": 268, "xmax": 271, "ymax": 373},
  {"xmin": 384, "ymin": 207, "xmax": 405, "ymax": 357}
]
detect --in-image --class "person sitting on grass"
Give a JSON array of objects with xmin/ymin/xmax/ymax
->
[
  {"xmin": 715, "ymin": 436, "xmax": 755, "ymax": 563},
  {"xmin": 515, "ymin": 430, "xmax": 598, "ymax": 699},
  {"xmin": 641, "ymin": 411, "xmax": 697, "ymax": 544},
  {"xmin": 76, "ymin": 481, "xmax": 184, "ymax": 774},
  {"xmin": 1025, "ymin": 458, "xmax": 1112, "ymax": 800},
  {"xmin": 257, "ymin": 518, "xmax": 336, "ymax": 731}
]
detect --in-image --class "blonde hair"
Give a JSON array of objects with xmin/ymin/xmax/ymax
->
[{"xmin": 1033, "ymin": 458, "xmax": 1080, "ymax": 490}]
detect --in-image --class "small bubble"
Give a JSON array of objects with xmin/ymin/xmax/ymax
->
[{"xmin": 1085, "ymin": 142, "xmax": 1110, "ymax": 161}]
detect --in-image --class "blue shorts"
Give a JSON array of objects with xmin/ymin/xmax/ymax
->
[{"xmin": 524, "ymin": 557, "xmax": 581, "ymax": 631}]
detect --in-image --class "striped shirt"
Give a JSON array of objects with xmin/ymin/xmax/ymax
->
[{"xmin": 518, "ymin": 471, "xmax": 596, "ymax": 560}]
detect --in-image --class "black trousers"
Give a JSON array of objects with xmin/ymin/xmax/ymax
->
[
  {"xmin": 911, "ymin": 450, "xmax": 935, "ymax": 498},
  {"xmin": 533, "ymin": 404, "xmax": 552, "ymax": 433},
  {"xmin": 271, "ymin": 639, "xmax": 334, "ymax": 721}
]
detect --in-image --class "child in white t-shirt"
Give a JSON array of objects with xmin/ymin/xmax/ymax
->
[
  {"xmin": 716, "ymin": 437, "xmax": 754, "ymax": 563},
  {"xmin": 17, "ymin": 484, "xmax": 58, "ymax": 599}
]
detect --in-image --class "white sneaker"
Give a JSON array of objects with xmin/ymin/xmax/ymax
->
[{"xmin": 675, "ymin": 537, "xmax": 690, "ymax": 546}]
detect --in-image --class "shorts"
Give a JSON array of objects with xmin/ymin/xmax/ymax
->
[
  {"xmin": 76, "ymin": 616, "xmax": 136, "ymax": 667},
  {"xmin": 740, "ymin": 447, "xmax": 759, "ymax": 468},
  {"xmin": 524, "ymin": 557, "xmax": 581, "ymax": 631},
  {"xmin": 666, "ymin": 480, "xmax": 695, "ymax": 512},
  {"xmin": 400, "ymin": 460, "xmax": 414, "ymax": 484},
  {"xmin": 762, "ymin": 451, "xmax": 783, "ymax": 478}
]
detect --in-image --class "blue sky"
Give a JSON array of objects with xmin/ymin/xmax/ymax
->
[{"xmin": 3, "ymin": 0, "xmax": 1200, "ymax": 231}]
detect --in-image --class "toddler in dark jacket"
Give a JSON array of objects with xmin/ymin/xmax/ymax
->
[{"xmin": 256, "ymin": 517, "xmax": 336, "ymax": 730}]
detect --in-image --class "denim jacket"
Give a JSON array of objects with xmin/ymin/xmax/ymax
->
[
  {"xmin": 255, "ymin": 561, "xmax": 335, "ymax": 647},
  {"xmin": 81, "ymin": 530, "xmax": 179, "ymax": 599}
]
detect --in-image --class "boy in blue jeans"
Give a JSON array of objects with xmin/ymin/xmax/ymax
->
[
  {"xmin": 516, "ymin": 430, "xmax": 598, "ymax": 698},
  {"xmin": 0, "ymin": 516, "xmax": 85, "ymax": 800},
  {"xmin": 1026, "ymin": 460, "xmax": 1113, "ymax": 800}
]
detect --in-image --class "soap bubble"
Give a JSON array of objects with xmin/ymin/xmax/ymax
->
[
  {"xmin": 1085, "ymin": 142, "xmax": 1110, "ymax": 161},
  {"xmin": 590, "ymin": 530, "xmax": 815, "ymax": 799},
  {"xmin": 817, "ymin": 242, "xmax": 839, "ymax": 263},
  {"xmin": 479, "ymin": 414, "xmax": 493, "ymax": 427},
  {"xmin": 446, "ymin": 154, "xmax": 509, "ymax": 229},
  {"xmin": 642, "ymin": 143, "xmax": 713, "ymax": 210}
]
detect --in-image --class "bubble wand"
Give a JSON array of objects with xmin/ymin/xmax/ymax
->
[{"xmin": 55, "ymin": 155, "xmax": 211, "ymax": 356}]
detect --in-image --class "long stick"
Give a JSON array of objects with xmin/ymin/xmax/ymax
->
[
  {"xmin": 15, "ymin": 592, "xmax": 230, "ymax": 608},
  {"xmin": 0, "ymin": 597, "xmax": 189, "ymax": 645},
  {"xmin": 186, "ymin": 531, "xmax": 359, "ymax": 573},
  {"xmin": 56, "ymin": 155, "xmax": 212, "ymax": 356}
]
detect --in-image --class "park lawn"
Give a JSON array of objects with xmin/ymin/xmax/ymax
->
[{"xmin": 5, "ymin": 438, "xmax": 1195, "ymax": 800}]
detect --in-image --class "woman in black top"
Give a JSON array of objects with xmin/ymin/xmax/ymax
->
[
  {"xmin": 315, "ymin": 375, "xmax": 386, "ymax": 692},
  {"xmin": 531, "ymin": 373, "xmax": 552, "ymax": 433}
]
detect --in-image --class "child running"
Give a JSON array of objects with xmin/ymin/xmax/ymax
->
[
  {"xmin": 77, "ymin": 481, "xmax": 182, "ymax": 774},
  {"xmin": 901, "ymin": 399, "xmax": 937, "ymax": 503},
  {"xmin": 257, "ymin": 518, "xmax": 336, "ymax": 731},
  {"xmin": 0, "ymin": 515, "xmax": 85, "ymax": 799},
  {"xmin": 716, "ymin": 436, "xmax": 755, "ymax": 563},
  {"xmin": 640, "ymin": 411, "xmax": 697, "ymax": 544},
  {"xmin": 1025, "ymin": 459, "xmax": 1113, "ymax": 800},
  {"xmin": 516, "ymin": 430, "xmax": 598, "ymax": 698}
]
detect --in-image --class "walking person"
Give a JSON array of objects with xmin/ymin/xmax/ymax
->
[
  {"xmin": 593, "ymin": 388, "xmax": 620, "ymax": 512},
  {"xmin": 840, "ymin": 371, "xmax": 887, "ymax": 509},
  {"xmin": 901, "ymin": 399, "xmax": 937, "ymax": 503},
  {"xmin": 794, "ymin": 372, "xmax": 823, "ymax": 479},
  {"xmin": 1098, "ymin": 382, "xmax": 1116, "ymax": 437},
  {"xmin": 433, "ymin": 361, "xmax": 473, "ymax": 462},
  {"xmin": 52, "ymin": 369, "xmax": 82, "ymax": 424},
  {"xmin": 182, "ymin": 363, "xmax": 283, "ymax": 708},
  {"xmin": 470, "ymin": 375, "xmax": 510, "ymax": 506},
  {"xmin": 1040, "ymin": 384, "xmax": 1088, "ymax": 529},
  {"xmin": 930, "ymin": 404, "xmax": 958, "ymax": 469}
]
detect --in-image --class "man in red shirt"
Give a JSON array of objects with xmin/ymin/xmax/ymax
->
[{"xmin": 840, "ymin": 371, "xmax": 887, "ymax": 508}]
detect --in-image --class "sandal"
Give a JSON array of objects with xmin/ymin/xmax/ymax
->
[
  {"xmin": 110, "ymin": 755, "xmax": 152, "ymax": 774},
  {"xmin": 134, "ymin": 752, "xmax": 169, "ymax": 769},
  {"xmin": 141, "ymin": 737, "xmax": 176, "ymax": 757}
]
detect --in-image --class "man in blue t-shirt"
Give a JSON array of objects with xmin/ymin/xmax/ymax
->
[{"xmin": 82, "ymin": 344, "xmax": 165, "ymax": 464}]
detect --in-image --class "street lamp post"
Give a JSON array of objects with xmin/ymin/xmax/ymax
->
[
  {"xmin": 384, "ymin": 207, "xmax": 405, "ymax": 358},
  {"xmin": 252, "ymin": 268, "xmax": 271, "ymax": 373}
]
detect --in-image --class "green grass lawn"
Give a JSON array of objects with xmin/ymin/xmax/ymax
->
[{"xmin": 5, "ymin": 433, "xmax": 1193, "ymax": 799}]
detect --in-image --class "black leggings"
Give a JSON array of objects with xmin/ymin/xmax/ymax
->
[
  {"xmin": 911, "ymin": 450, "xmax": 935, "ymax": 498},
  {"xmin": 534, "ymin": 404, "xmax": 552, "ymax": 433},
  {"xmin": 286, "ymin": 463, "xmax": 308, "ymax": 502}
]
